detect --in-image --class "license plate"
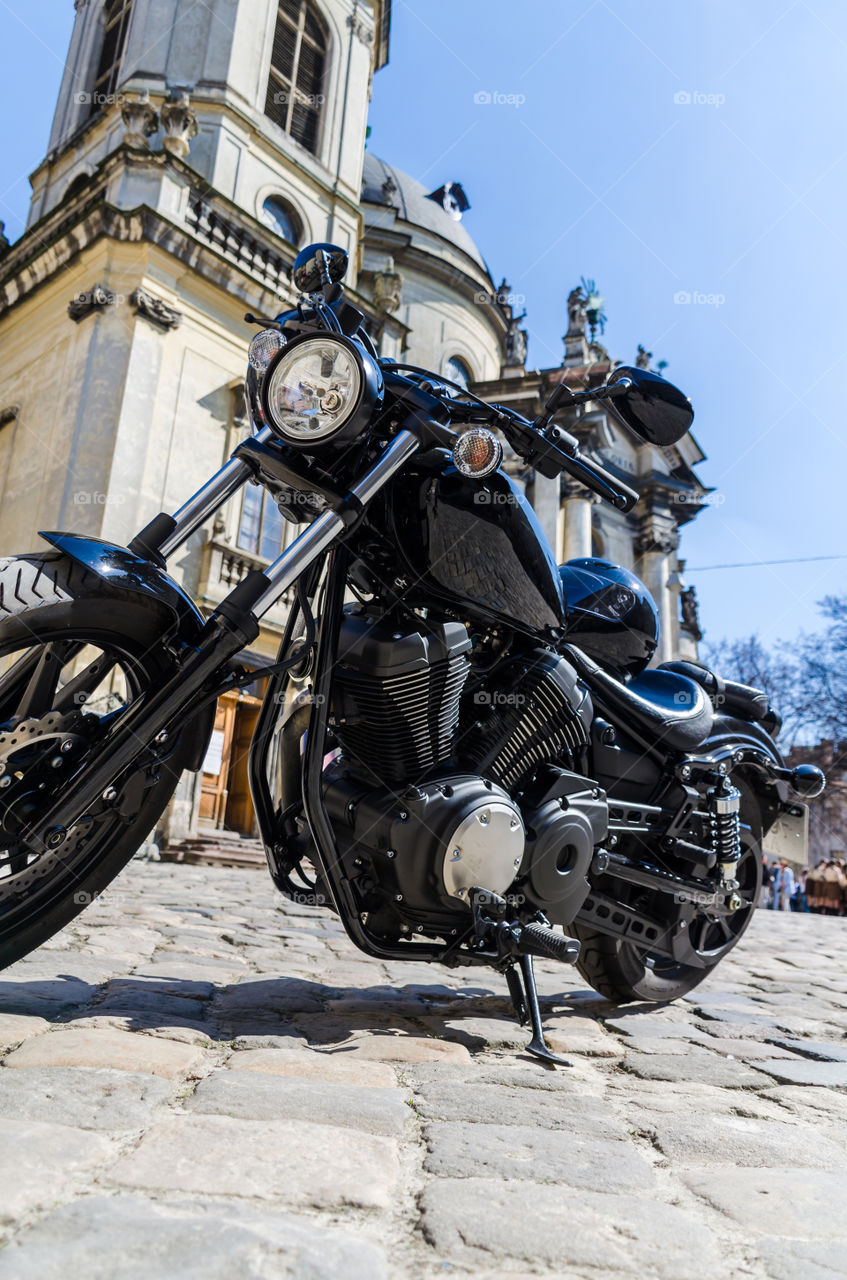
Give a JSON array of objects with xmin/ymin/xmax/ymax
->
[{"xmin": 762, "ymin": 803, "xmax": 809, "ymax": 864}]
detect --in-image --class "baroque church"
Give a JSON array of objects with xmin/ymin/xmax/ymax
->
[{"xmin": 0, "ymin": 0, "xmax": 709, "ymax": 846}]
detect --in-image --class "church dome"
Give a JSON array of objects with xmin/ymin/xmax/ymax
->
[{"xmin": 361, "ymin": 152, "xmax": 488, "ymax": 272}]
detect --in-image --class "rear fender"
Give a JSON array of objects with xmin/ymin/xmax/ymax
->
[
  {"xmin": 38, "ymin": 532, "xmax": 214, "ymax": 772},
  {"xmin": 701, "ymin": 713, "xmax": 785, "ymax": 838}
]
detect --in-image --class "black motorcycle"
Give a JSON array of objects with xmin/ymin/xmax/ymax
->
[{"xmin": 0, "ymin": 243, "xmax": 824, "ymax": 1064}]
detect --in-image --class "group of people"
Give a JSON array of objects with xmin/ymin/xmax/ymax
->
[{"xmin": 761, "ymin": 857, "xmax": 847, "ymax": 914}]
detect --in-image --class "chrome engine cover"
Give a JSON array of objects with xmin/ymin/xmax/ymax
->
[{"xmin": 441, "ymin": 798, "xmax": 525, "ymax": 903}]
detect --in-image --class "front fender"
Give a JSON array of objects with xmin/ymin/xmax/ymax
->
[
  {"xmin": 39, "ymin": 532, "xmax": 213, "ymax": 771},
  {"xmin": 39, "ymin": 532, "xmax": 205, "ymax": 639}
]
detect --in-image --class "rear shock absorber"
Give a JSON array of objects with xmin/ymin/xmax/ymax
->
[{"xmin": 708, "ymin": 780, "xmax": 742, "ymax": 882}]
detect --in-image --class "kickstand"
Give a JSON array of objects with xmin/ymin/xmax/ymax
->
[
  {"xmin": 505, "ymin": 964, "xmax": 528, "ymax": 1026},
  {"xmin": 517, "ymin": 954, "xmax": 573, "ymax": 1068}
]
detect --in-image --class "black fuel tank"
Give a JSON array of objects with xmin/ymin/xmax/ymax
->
[{"xmin": 390, "ymin": 465, "xmax": 566, "ymax": 639}]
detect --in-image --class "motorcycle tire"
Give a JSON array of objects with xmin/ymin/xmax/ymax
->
[
  {"xmin": 574, "ymin": 777, "xmax": 764, "ymax": 1004},
  {"xmin": 0, "ymin": 552, "xmax": 201, "ymax": 970}
]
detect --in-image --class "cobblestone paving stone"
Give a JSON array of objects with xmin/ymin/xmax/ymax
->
[{"xmin": 0, "ymin": 862, "xmax": 846, "ymax": 1278}]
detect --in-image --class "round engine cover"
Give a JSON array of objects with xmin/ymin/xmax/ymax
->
[{"xmin": 442, "ymin": 800, "xmax": 525, "ymax": 903}]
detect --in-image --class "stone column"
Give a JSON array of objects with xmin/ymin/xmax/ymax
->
[
  {"xmin": 635, "ymin": 509, "xmax": 679, "ymax": 664},
  {"xmin": 560, "ymin": 478, "xmax": 594, "ymax": 562},
  {"xmin": 529, "ymin": 473, "xmax": 561, "ymax": 554}
]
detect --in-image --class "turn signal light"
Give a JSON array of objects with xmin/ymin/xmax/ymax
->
[{"xmin": 452, "ymin": 427, "xmax": 502, "ymax": 478}]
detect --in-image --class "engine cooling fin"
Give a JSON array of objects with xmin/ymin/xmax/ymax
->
[
  {"xmin": 457, "ymin": 650, "xmax": 592, "ymax": 790},
  {"xmin": 331, "ymin": 606, "xmax": 471, "ymax": 785}
]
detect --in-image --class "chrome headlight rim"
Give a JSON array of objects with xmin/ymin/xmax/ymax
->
[{"xmin": 260, "ymin": 332, "xmax": 382, "ymax": 450}]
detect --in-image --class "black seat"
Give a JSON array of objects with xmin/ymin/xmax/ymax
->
[
  {"xmin": 660, "ymin": 659, "xmax": 780, "ymax": 733},
  {"xmin": 563, "ymin": 645, "xmax": 714, "ymax": 752}
]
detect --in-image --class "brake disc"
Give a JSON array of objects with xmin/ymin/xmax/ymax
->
[{"xmin": 0, "ymin": 711, "xmax": 120, "ymax": 893}]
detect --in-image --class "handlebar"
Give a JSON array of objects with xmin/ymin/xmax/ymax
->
[
  {"xmin": 496, "ymin": 418, "xmax": 640, "ymax": 512},
  {"xmin": 381, "ymin": 363, "xmax": 640, "ymax": 513},
  {"xmin": 557, "ymin": 449, "xmax": 640, "ymax": 511}
]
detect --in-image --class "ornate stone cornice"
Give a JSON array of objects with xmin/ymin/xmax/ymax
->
[
  {"xmin": 634, "ymin": 511, "xmax": 679, "ymax": 557},
  {"xmin": 130, "ymin": 286, "xmax": 182, "ymax": 331},
  {"xmin": 67, "ymin": 283, "xmax": 116, "ymax": 322},
  {"xmin": 0, "ymin": 177, "xmax": 370, "ymax": 333}
]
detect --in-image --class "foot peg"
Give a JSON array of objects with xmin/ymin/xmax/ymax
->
[
  {"xmin": 518, "ymin": 921, "xmax": 581, "ymax": 964},
  {"xmin": 469, "ymin": 887, "xmax": 579, "ymax": 1067}
]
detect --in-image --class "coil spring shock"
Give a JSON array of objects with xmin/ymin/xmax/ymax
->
[{"xmin": 709, "ymin": 781, "xmax": 742, "ymax": 879}]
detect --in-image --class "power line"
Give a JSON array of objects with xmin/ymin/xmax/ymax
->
[{"xmin": 687, "ymin": 554, "xmax": 847, "ymax": 572}]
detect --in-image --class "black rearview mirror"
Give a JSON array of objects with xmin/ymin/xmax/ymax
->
[
  {"xmin": 292, "ymin": 243, "xmax": 349, "ymax": 295},
  {"xmin": 605, "ymin": 365, "xmax": 694, "ymax": 446}
]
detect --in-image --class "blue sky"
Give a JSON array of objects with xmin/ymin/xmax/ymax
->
[{"xmin": 1, "ymin": 0, "xmax": 845, "ymax": 650}]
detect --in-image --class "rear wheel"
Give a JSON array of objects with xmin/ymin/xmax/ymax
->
[
  {"xmin": 0, "ymin": 554, "xmax": 198, "ymax": 969},
  {"xmin": 574, "ymin": 784, "xmax": 763, "ymax": 1004}
]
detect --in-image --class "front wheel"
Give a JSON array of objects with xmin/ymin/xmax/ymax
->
[
  {"xmin": 574, "ymin": 781, "xmax": 764, "ymax": 1004},
  {"xmin": 0, "ymin": 553, "xmax": 200, "ymax": 969}
]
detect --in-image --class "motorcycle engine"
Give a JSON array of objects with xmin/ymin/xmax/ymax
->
[{"xmin": 323, "ymin": 608, "xmax": 607, "ymax": 938}]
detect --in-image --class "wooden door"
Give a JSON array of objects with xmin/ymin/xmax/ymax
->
[
  {"xmin": 199, "ymin": 694, "xmax": 238, "ymax": 829},
  {"xmin": 224, "ymin": 698, "xmax": 261, "ymax": 835}
]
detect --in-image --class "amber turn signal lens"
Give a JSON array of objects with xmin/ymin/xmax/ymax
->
[{"xmin": 452, "ymin": 427, "xmax": 503, "ymax": 478}]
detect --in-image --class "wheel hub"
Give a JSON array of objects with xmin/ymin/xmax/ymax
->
[{"xmin": 0, "ymin": 711, "xmax": 91, "ymax": 839}]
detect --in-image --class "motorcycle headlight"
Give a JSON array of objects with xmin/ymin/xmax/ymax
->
[{"xmin": 261, "ymin": 334, "xmax": 381, "ymax": 449}]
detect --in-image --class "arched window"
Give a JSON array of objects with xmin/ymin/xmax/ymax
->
[
  {"xmin": 261, "ymin": 196, "xmax": 301, "ymax": 245},
  {"xmin": 265, "ymin": 0, "xmax": 327, "ymax": 155},
  {"xmin": 445, "ymin": 356, "xmax": 472, "ymax": 390},
  {"xmin": 90, "ymin": 0, "xmax": 133, "ymax": 117},
  {"xmin": 64, "ymin": 173, "xmax": 92, "ymax": 202},
  {"xmin": 238, "ymin": 487, "xmax": 286, "ymax": 561}
]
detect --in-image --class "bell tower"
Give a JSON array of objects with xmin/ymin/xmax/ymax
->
[
  {"xmin": 0, "ymin": 0, "xmax": 391, "ymax": 595},
  {"xmin": 30, "ymin": 0, "xmax": 390, "ymax": 268}
]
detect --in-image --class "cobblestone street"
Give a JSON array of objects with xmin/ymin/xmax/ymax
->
[{"xmin": 0, "ymin": 861, "xmax": 846, "ymax": 1278}]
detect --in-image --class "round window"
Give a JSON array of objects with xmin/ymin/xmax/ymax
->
[{"xmin": 261, "ymin": 197, "xmax": 300, "ymax": 245}]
